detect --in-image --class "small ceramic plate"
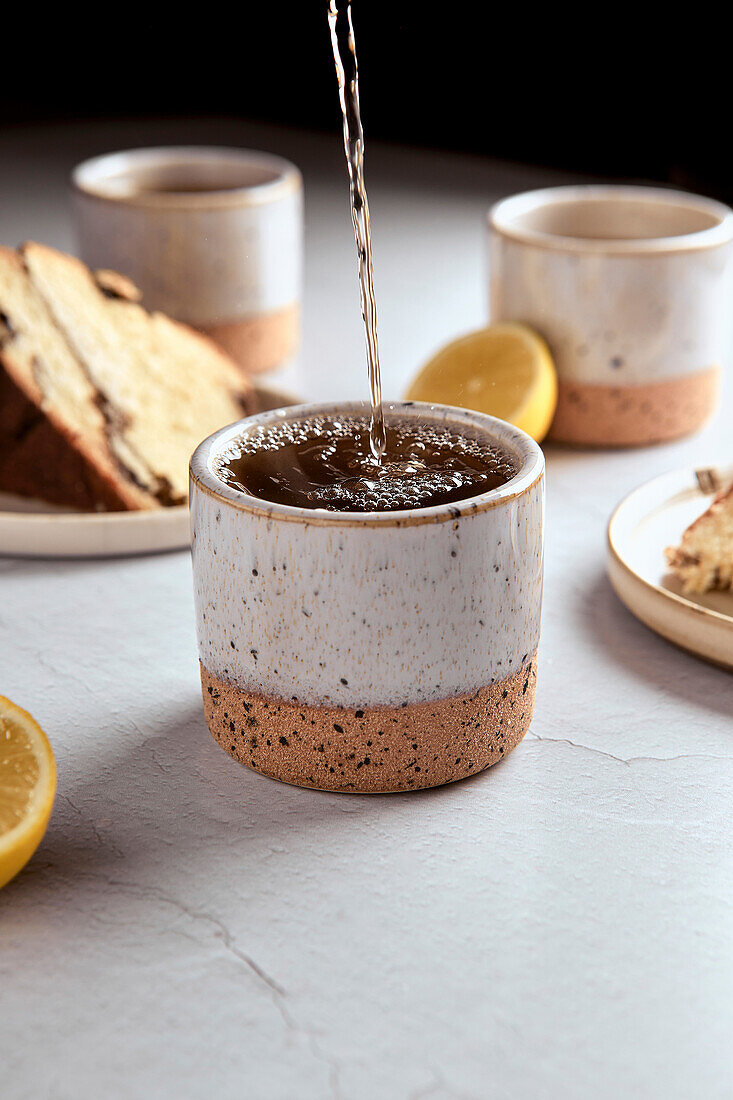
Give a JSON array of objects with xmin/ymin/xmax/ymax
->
[
  {"xmin": 607, "ymin": 465, "xmax": 733, "ymax": 669},
  {"xmin": 0, "ymin": 383, "xmax": 299, "ymax": 559}
]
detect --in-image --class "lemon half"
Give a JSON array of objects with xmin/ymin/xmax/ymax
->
[
  {"xmin": 406, "ymin": 322, "xmax": 558, "ymax": 442},
  {"xmin": 0, "ymin": 696, "xmax": 56, "ymax": 889}
]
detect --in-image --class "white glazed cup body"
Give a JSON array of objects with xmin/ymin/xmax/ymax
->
[
  {"xmin": 189, "ymin": 401, "xmax": 545, "ymax": 793},
  {"xmin": 489, "ymin": 185, "xmax": 733, "ymax": 446},
  {"xmin": 72, "ymin": 146, "xmax": 303, "ymax": 373}
]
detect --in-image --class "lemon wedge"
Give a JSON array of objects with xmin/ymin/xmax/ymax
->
[
  {"xmin": 0, "ymin": 695, "xmax": 56, "ymax": 889},
  {"xmin": 405, "ymin": 322, "xmax": 558, "ymax": 442}
]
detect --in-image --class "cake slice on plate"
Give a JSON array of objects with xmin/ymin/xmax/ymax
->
[
  {"xmin": 0, "ymin": 242, "xmax": 253, "ymax": 510},
  {"xmin": 665, "ymin": 480, "xmax": 733, "ymax": 594}
]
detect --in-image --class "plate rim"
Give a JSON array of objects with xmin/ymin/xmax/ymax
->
[
  {"xmin": 607, "ymin": 465, "xmax": 733, "ymax": 670},
  {"xmin": 0, "ymin": 501, "xmax": 189, "ymax": 526},
  {"xmin": 607, "ymin": 466, "xmax": 733, "ymax": 629}
]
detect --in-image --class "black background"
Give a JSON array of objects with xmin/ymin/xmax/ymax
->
[{"xmin": 1, "ymin": 4, "xmax": 729, "ymax": 199}]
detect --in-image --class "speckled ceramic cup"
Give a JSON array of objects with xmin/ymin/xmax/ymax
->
[
  {"xmin": 190, "ymin": 402, "xmax": 545, "ymax": 793},
  {"xmin": 72, "ymin": 146, "xmax": 302, "ymax": 374},
  {"xmin": 489, "ymin": 185, "xmax": 733, "ymax": 447}
]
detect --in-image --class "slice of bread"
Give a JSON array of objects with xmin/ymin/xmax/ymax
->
[
  {"xmin": 665, "ymin": 482, "xmax": 733, "ymax": 593},
  {"xmin": 0, "ymin": 242, "xmax": 253, "ymax": 510}
]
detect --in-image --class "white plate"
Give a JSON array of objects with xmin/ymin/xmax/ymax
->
[
  {"xmin": 0, "ymin": 383, "xmax": 299, "ymax": 559},
  {"xmin": 607, "ymin": 465, "xmax": 733, "ymax": 670}
]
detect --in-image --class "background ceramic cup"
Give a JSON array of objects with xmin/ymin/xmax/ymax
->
[
  {"xmin": 72, "ymin": 146, "xmax": 303, "ymax": 375},
  {"xmin": 189, "ymin": 401, "xmax": 545, "ymax": 794},
  {"xmin": 489, "ymin": 185, "xmax": 733, "ymax": 446}
]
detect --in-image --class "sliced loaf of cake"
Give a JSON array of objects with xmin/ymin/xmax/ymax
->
[
  {"xmin": 665, "ymin": 481, "xmax": 733, "ymax": 593},
  {"xmin": 0, "ymin": 242, "xmax": 253, "ymax": 510}
]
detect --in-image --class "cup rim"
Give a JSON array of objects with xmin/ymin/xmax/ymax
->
[
  {"xmin": 189, "ymin": 401, "xmax": 545, "ymax": 528},
  {"xmin": 488, "ymin": 184, "xmax": 733, "ymax": 255},
  {"xmin": 71, "ymin": 146, "xmax": 302, "ymax": 209}
]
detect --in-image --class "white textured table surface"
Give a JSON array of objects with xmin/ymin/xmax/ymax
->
[{"xmin": 1, "ymin": 119, "xmax": 732, "ymax": 1100}]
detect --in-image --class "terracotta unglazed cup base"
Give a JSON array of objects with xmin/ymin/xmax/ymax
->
[
  {"xmin": 549, "ymin": 368, "xmax": 720, "ymax": 447},
  {"xmin": 489, "ymin": 186, "xmax": 733, "ymax": 447},
  {"xmin": 190, "ymin": 402, "xmax": 545, "ymax": 794},
  {"xmin": 201, "ymin": 654, "xmax": 537, "ymax": 793},
  {"xmin": 202, "ymin": 304, "xmax": 300, "ymax": 376}
]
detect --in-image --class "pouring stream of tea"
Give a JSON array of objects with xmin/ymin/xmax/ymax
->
[{"xmin": 327, "ymin": 1, "xmax": 386, "ymax": 462}]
